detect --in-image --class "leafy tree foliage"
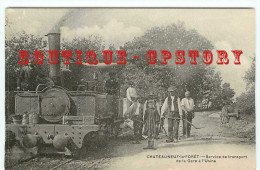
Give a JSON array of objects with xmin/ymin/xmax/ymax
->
[
  {"xmin": 221, "ymin": 83, "xmax": 235, "ymax": 104},
  {"xmin": 62, "ymin": 35, "xmax": 105, "ymax": 62},
  {"xmin": 201, "ymin": 67, "xmax": 223, "ymax": 109},
  {"xmin": 244, "ymin": 57, "xmax": 255, "ymax": 88},
  {"xmin": 236, "ymin": 57, "xmax": 255, "ymax": 114},
  {"xmin": 121, "ymin": 23, "xmax": 228, "ymax": 109},
  {"xmin": 5, "ymin": 31, "xmax": 49, "ymax": 117},
  {"xmin": 5, "ymin": 22, "xmax": 236, "ymax": 112},
  {"xmin": 5, "ymin": 31, "xmax": 49, "ymax": 91}
]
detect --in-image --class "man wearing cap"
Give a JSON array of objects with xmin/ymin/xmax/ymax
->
[
  {"xmin": 124, "ymin": 94, "xmax": 144, "ymax": 144},
  {"xmin": 161, "ymin": 86, "xmax": 182, "ymax": 143},
  {"xmin": 181, "ymin": 91, "xmax": 195, "ymax": 138},
  {"xmin": 104, "ymin": 72, "xmax": 119, "ymax": 95}
]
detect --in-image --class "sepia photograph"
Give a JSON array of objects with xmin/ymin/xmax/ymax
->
[{"xmin": 4, "ymin": 8, "xmax": 256, "ymax": 169}]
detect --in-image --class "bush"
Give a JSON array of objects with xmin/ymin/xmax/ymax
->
[{"xmin": 236, "ymin": 88, "xmax": 255, "ymax": 115}]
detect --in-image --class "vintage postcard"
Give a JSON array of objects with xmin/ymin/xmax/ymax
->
[{"xmin": 5, "ymin": 8, "xmax": 255, "ymax": 169}]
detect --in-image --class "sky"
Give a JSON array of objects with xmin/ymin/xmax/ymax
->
[{"xmin": 5, "ymin": 8, "xmax": 255, "ymax": 97}]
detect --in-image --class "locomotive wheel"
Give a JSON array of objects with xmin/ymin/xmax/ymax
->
[
  {"xmin": 81, "ymin": 131, "xmax": 108, "ymax": 153},
  {"xmin": 53, "ymin": 135, "xmax": 71, "ymax": 151},
  {"xmin": 112, "ymin": 122, "xmax": 122, "ymax": 138}
]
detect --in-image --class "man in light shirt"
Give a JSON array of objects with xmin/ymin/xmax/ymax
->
[
  {"xmin": 161, "ymin": 86, "xmax": 182, "ymax": 143},
  {"xmin": 181, "ymin": 91, "xmax": 195, "ymax": 138},
  {"xmin": 126, "ymin": 81, "xmax": 138, "ymax": 106},
  {"xmin": 124, "ymin": 94, "xmax": 144, "ymax": 144}
]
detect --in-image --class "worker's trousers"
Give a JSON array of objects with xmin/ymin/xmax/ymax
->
[
  {"xmin": 182, "ymin": 112, "xmax": 193, "ymax": 137},
  {"xmin": 167, "ymin": 111, "xmax": 180, "ymax": 141}
]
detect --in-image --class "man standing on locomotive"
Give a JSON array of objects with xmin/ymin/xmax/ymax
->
[
  {"xmin": 181, "ymin": 91, "xmax": 195, "ymax": 138},
  {"xmin": 104, "ymin": 72, "xmax": 119, "ymax": 137},
  {"xmin": 104, "ymin": 72, "xmax": 119, "ymax": 96},
  {"xmin": 17, "ymin": 63, "xmax": 33, "ymax": 91},
  {"xmin": 161, "ymin": 86, "xmax": 182, "ymax": 143}
]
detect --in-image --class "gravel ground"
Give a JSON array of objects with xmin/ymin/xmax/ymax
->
[{"xmin": 5, "ymin": 111, "xmax": 255, "ymax": 170}]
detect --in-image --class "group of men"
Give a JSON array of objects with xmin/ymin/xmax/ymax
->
[
  {"xmin": 125, "ymin": 83, "xmax": 195, "ymax": 145},
  {"xmin": 104, "ymin": 72, "xmax": 195, "ymax": 146}
]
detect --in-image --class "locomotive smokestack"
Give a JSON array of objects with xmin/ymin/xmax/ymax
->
[{"xmin": 46, "ymin": 33, "xmax": 61, "ymax": 86}]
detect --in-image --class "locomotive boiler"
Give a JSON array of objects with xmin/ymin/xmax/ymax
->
[{"xmin": 6, "ymin": 33, "xmax": 124, "ymax": 156}]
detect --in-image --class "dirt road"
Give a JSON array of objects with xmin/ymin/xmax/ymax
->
[{"xmin": 7, "ymin": 111, "xmax": 255, "ymax": 170}]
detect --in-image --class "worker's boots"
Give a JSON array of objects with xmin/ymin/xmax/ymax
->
[
  {"xmin": 143, "ymin": 139, "xmax": 156, "ymax": 149},
  {"xmin": 166, "ymin": 139, "xmax": 173, "ymax": 143},
  {"xmin": 166, "ymin": 131, "xmax": 174, "ymax": 143}
]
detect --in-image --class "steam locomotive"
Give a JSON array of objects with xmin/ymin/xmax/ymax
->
[{"xmin": 6, "ymin": 33, "xmax": 125, "ymax": 156}]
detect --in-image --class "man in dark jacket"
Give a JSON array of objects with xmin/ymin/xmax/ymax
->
[
  {"xmin": 104, "ymin": 72, "xmax": 119, "ymax": 95},
  {"xmin": 161, "ymin": 86, "xmax": 182, "ymax": 143}
]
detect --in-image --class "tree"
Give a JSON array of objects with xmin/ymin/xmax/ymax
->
[
  {"xmin": 221, "ymin": 83, "xmax": 235, "ymax": 105},
  {"xmin": 236, "ymin": 57, "xmax": 255, "ymax": 115},
  {"xmin": 61, "ymin": 36, "xmax": 117, "ymax": 87},
  {"xmin": 62, "ymin": 35, "xmax": 106, "ymax": 62},
  {"xmin": 5, "ymin": 31, "xmax": 49, "ymax": 118},
  {"xmin": 200, "ymin": 67, "xmax": 223, "ymax": 109},
  {"xmin": 5, "ymin": 31, "xmax": 49, "ymax": 91},
  {"xmin": 244, "ymin": 57, "xmax": 255, "ymax": 88},
  {"xmin": 5, "ymin": 22, "xmax": 228, "ymax": 113},
  {"xmin": 121, "ymin": 22, "xmax": 219, "ymax": 103}
]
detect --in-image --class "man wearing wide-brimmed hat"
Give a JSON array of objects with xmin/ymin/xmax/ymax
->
[{"xmin": 161, "ymin": 86, "xmax": 182, "ymax": 143}]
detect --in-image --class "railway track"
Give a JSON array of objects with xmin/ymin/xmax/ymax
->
[
  {"xmin": 6, "ymin": 144, "xmax": 113, "ymax": 170},
  {"xmin": 50, "ymin": 159, "xmax": 73, "ymax": 170},
  {"xmin": 5, "ymin": 155, "xmax": 38, "ymax": 169},
  {"xmin": 6, "ymin": 136, "xmax": 120, "ymax": 170},
  {"xmin": 48, "ymin": 157, "xmax": 110, "ymax": 170}
]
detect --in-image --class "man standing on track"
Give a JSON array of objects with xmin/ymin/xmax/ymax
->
[
  {"xmin": 161, "ymin": 86, "xmax": 182, "ymax": 143},
  {"xmin": 181, "ymin": 91, "xmax": 195, "ymax": 138}
]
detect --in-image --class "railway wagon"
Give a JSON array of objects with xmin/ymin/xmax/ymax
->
[{"xmin": 6, "ymin": 33, "xmax": 124, "ymax": 156}]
